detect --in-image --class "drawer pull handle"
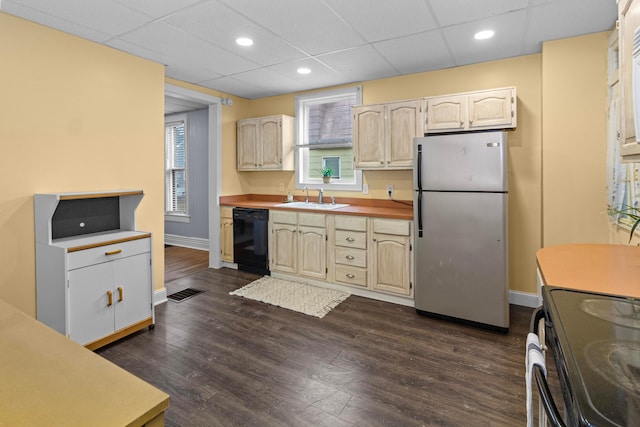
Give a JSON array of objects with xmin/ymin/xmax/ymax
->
[
  {"xmin": 105, "ymin": 249, "xmax": 122, "ymax": 256},
  {"xmin": 346, "ymin": 237, "xmax": 355, "ymax": 242},
  {"xmin": 346, "ymin": 273, "xmax": 355, "ymax": 279},
  {"xmin": 345, "ymin": 255, "xmax": 355, "ymax": 260},
  {"xmin": 107, "ymin": 291, "xmax": 113, "ymax": 307},
  {"xmin": 117, "ymin": 286, "xmax": 123, "ymax": 302}
]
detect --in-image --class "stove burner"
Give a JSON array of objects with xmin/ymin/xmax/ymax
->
[
  {"xmin": 580, "ymin": 298, "xmax": 640, "ymax": 329},
  {"xmin": 585, "ymin": 340, "xmax": 640, "ymax": 398}
]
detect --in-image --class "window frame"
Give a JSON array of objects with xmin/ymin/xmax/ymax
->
[
  {"xmin": 294, "ymin": 86, "xmax": 362, "ymax": 191},
  {"xmin": 165, "ymin": 113, "xmax": 190, "ymax": 223}
]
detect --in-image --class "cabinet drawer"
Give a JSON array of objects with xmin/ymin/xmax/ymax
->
[
  {"xmin": 335, "ymin": 265, "xmax": 367, "ymax": 287},
  {"xmin": 334, "ymin": 247, "xmax": 367, "ymax": 268},
  {"xmin": 221, "ymin": 207, "xmax": 233, "ymax": 218},
  {"xmin": 67, "ymin": 238, "xmax": 151, "ymax": 270},
  {"xmin": 334, "ymin": 215, "xmax": 367, "ymax": 231},
  {"xmin": 298, "ymin": 213, "xmax": 325, "ymax": 228},
  {"xmin": 335, "ymin": 230, "xmax": 367, "ymax": 249},
  {"xmin": 271, "ymin": 210, "xmax": 297, "ymax": 225},
  {"xmin": 372, "ymin": 219, "xmax": 410, "ymax": 236}
]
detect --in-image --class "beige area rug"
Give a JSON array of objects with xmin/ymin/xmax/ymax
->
[{"xmin": 229, "ymin": 276, "xmax": 350, "ymax": 318}]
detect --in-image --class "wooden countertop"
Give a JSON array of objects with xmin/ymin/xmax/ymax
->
[
  {"xmin": 0, "ymin": 299, "xmax": 169, "ymax": 427},
  {"xmin": 537, "ymin": 244, "xmax": 640, "ymax": 298},
  {"xmin": 220, "ymin": 194, "xmax": 413, "ymax": 220}
]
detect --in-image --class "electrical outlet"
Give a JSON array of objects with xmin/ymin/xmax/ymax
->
[{"xmin": 387, "ymin": 184, "xmax": 394, "ymax": 199}]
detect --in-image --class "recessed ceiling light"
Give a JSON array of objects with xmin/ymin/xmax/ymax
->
[
  {"xmin": 297, "ymin": 67, "xmax": 311, "ymax": 75},
  {"xmin": 474, "ymin": 30, "xmax": 494, "ymax": 40},
  {"xmin": 236, "ymin": 37, "xmax": 253, "ymax": 47}
]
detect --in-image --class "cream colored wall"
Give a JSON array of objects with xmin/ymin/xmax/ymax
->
[
  {"xmin": 541, "ymin": 32, "xmax": 610, "ymax": 247},
  {"xmin": 0, "ymin": 13, "xmax": 165, "ymax": 315}
]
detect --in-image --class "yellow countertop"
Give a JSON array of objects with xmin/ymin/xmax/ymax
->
[
  {"xmin": 0, "ymin": 299, "xmax": 169, "ymax": 427},
  {"xmin": 536, "ymin": 244, "xmax": 640, "ymax": 298},
  {"xmin": 220, "ymin": 194, "xmax": 413, "ymax": 220}
]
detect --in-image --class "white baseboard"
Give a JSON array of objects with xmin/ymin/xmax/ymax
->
[
  {"xmin": 221, "ymin": 261, "xmax": 237, "ymax": 269},
  {"xmin": 154, "ymin": 288, "xmax": 168, "ymax": 306},
  {"xmin": 164, "ymin": 234, "xmax": 209, "ymax": 251},
  {"xmin": 509, "ymin": 290, "xmax": 541, "ymax": 308}
]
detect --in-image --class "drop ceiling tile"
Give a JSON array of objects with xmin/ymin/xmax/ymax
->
[
  {"xmin": 442, "ymin": 10, "xmax": 527, "ymax": 66},
  {"xmin": 429, "ymin": 0, "xmax": 528, "ymax": 27},
  {"xmin": 117, "ymin": 21, "xmax": 259, "ymax": 76},
  {"xmin": 162, "ymin": 1, "xmax": 306, "ymax": 66},
  {"xmin": 219, "ymin": 0, "xmax": 364, "ymax": 55},
  {"xmin": 2, "ymin": 0, "xmax": 111, "ymax": 42},
  {"xmin": 198, "ymin": 76, "xmax": 271, "ymax": 99},
  {"xmin": 316, "ymin": 45, "xmax": 400, "ymax": 81},
  {"xmin": 267, "ymin": 58, "xmax": 352, "ymax": 90},
  {"xmin": 374, "ymin": 30, "xmax": 454, "ymax": 75},
  {"xmin": 324, "ymin": 0, "xmax": 437, "ymax": 42},
  {"xmin": 523, "ymin": 0, "xmax": 617, "ymax": 53},
  {"xmin": 113, "ymin": 0, "xmax": 203, "ymax": 20},
  {"xmin": 165, "ymin": 64, "xmax": 222, "ymax": 86},
  {"xmin": 3, "ymin": 0, "xmax": 151, "ymax": 38}
]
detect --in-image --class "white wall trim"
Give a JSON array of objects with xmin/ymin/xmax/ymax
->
[
  {"xmin": 164, "ymin": 83, "xmax": 223, "ymax": 270},
  {"xmin": 164, "ymin": 234, "xmax": 209, "ymax": 251},
  {"xmin": 509, "ymin": 290, "xmax": 541, "ymax": 308},
  {"xmin": 154, "ymin": 288, "xmax": 168, "ymax": 306}
]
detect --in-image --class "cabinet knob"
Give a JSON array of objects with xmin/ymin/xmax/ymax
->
[
  {"xmin": 380, "ymin": 161, "xmax": 383, "ymax": 164},
  {"xmin": 105, "ymin": 249, "xmax": 122, "ymax": 256},
  {"xmin": 346, "ymin": 255, "xmax": 355, "ymax": 260},
  {"xmin": 346, "ymin": 273, "xmax": 355, "ymax": 279},
  {"xmin": 117, "ymin": 286, "xmax": 123, "ymax": 302},
  {"xmin": 460, "ymin": 121, "xmax": 464, "ymax": 127},
  {"xmin": 346, "ymin": 237, "xmax": 355, "ymax": 242},
  {"xmin": 107, "ymin": 291, "xmax": 113, "ymax": 307},
  {"xmin": 469, "ymin": 119, "xmax": 473, "ymax": 124}
]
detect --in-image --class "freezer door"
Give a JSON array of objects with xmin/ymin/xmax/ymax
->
[
  {"xmin": 414, "ymin": 191, "xmax": 509, "ymax": 328},
  {"xmin": 414, "ymin": 131, "xmax": 507, "ymax": 192}
]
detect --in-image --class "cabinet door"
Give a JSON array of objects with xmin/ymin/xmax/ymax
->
[
  {"xmin": 237, "ymin": 119, "xmax": 259, "ymax": 170},
  {"xmin": 468, "ymin": 88, "xmax": 514, "ymax": 130},
  {"xmin": 68, "ymin": 262, "xmax": 115, "ymax": 345},
  {"xmin": 298, "ymin": 225, "xmax": 326, "ymax": 279},
  {"xmin": 371, "ymin": 233, "xmax": 412, "ymax": 296},
  {"xmin": 386, "ymin": 100, "xmax": 423, "ymax": 168},
  {"xmin": 426, "ymin": 95, "xmax": 467, "ymax": 131},
  {"xmin": 114, "ymin": 253, "xmax": 152, "ymax": 331},
  {"xmin": 354, "ymin": 105, "xmax": 385, "ymax": 168},
  {"xmin": 620, "ymin": 0, "xmax": 640, "ymax": 156},
  {"xmin": 259, "ymin": 116, "xmax": 283, "ymax": 169},
  {"xmin": 221, "ymin": 218, "xmax": 234, "ymax": 262},
  {"xmin": 271, "ymin": 222, "xmax": 297, "ymax": 273}
]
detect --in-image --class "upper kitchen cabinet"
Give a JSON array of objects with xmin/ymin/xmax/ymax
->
[
  {"xmin": 426, "ymin": 87, "xmax": 517, "ymax": 133},
  {"xmin": 618, "ymin": 0, "xmax": 640, "ymax": 159},
  {"xmin": 353, "ymin": 99, "xmax": 424, "ymax": 170},
  {"xmin": 237, "ymin": 115, "xmax": 295, "ymax": 171}
]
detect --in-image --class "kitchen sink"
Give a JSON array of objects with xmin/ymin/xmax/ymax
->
[{"xmin": 274, "ymin": 201, "xmax": 350, "ymax": 210}]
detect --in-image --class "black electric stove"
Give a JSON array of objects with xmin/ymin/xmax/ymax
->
[{"xmin": 540, "ymin": 286, "xmax": 640, "ymax": 426}]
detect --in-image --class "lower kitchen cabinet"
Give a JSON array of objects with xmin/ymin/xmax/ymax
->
[
  {"xmin": 298, "ymin": 213, "xmax": 327, "ymax": 279},
  {"xmin": 371, "ymin": 219, "xmax": 413, "ymax": 296},
  {"xmin": 331, "ymin": 215, "xmax": 369, "ymax": 288},
  {"xmin": 220, "ymin": 207, "xmax": 234, "ymax": 262}
]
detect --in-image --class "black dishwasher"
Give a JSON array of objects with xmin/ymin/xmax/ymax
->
[{"xmin": 233, "ymin": 208, "xmax": 270, "ymax": 276}]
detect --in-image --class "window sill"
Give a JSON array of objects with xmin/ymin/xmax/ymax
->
[
  {"xmin": 165, "ymin": 214, "xmax": 191, "ymax": 223},
  {"xmin": 295, "ymin": 180, "xmax": 362, "ymax": 192}
]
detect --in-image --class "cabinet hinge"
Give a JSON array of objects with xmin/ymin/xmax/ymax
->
[
  {"xmin": 325, "ymin": 235, "xmax": 328, "ymax": 241},
  {"xmin": 326, "ymin": 267, "xmax": 328, "ymax": 274},
  {"xmin": 410, "ymin": 244, "xmax": 412, "ymax": 251},
  {"xmin": 410, "ymin": 282, "xmax": 413, "ymax": 289},
  {"xmin": 511, "ymin": 111, "xmax": 514, "ymax": 118}
]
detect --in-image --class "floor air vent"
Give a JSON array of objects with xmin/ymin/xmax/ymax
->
[{"xmin": 167, "ymin": 288, "xmax": 204, "ymax": 302}]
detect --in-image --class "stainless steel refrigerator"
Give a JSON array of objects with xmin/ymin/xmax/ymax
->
[{"xmin": 413, "ymin": 131, "xmax": 509, "ymax": 331}]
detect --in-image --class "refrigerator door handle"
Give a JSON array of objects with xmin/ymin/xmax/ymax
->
[
  {"xmin": 417, "ymin": 191, "xmax": 423, "ymax": 237},
  {"xmin": 416, "ymin": 144, "xmax": 423, "ymax": 191}
]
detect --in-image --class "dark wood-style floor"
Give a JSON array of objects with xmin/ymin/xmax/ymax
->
[{"xmin": 97, "ymin": 246, "xmax": 559, "ymax": 427}]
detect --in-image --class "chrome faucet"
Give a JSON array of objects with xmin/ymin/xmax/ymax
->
[
  {"xmin": 318, "ymin": 188, "xmax": 323, "ymax": 204},
  {"xmin": 304, "ymin": 186, "xmax": 309, "ymax": 203}
]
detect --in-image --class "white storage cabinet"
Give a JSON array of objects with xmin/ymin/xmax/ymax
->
[{"xmin": 34, "ymin": 190, "xmax": 154, "ymax": 350}]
